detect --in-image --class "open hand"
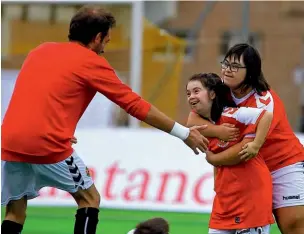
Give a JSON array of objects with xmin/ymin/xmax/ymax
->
[
  {"xmin": 239, "ymin": 141, "xmax": 260, "ymax": 161},
  {"xmin": 219, "ymin": 123, "xmax": 240, "ymax": 142},
  {"xmin": 184, "ymin": 125, "xmax": 209, "ymax": 155}
]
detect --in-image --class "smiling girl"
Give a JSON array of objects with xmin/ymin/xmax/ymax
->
[{"xmin": 186, "ymin": 73, "xmax": 274, "ymax": 234}]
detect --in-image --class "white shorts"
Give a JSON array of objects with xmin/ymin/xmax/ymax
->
[
  {"xmin": 209, "ymin": 225, "xmax": 270, "ymax": 234},
  {"xmin": 1, "ymin": 151, "xmax": 94, "ymax": 206},
  {"xmin": 271, "ymin": 161, "xmax": 304, "ymax": 209}
]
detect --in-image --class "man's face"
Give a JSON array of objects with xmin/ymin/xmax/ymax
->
[{"xmin": 92, "ymin": 29, "xmax": 112, "ymax": 55}]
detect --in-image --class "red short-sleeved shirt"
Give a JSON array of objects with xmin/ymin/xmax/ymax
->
[
  {"xmin": 231, "ymin": 90, "xmax": 304, "ymax": 172},
  {"xmin": 209, "ymin": 107, "xmax": 274, "ymax": 229},
  {"xmin": 1, "ymin": 42, "xmax": 151, "ymax": 164}
]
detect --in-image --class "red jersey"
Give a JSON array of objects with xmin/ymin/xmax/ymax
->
[
  {"xmin": 1, "ymin": 42, "xmax": 151, "ymax": 164},
  {"xmin": 231, "ymin": 90, "xmax": 304, "ymax": 172},
  {"xmin": 209, "ymin": 107, "xmax": 274, "ymax": 229}
]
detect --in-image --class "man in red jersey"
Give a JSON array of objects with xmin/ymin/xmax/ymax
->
[{"xmin": 1, "ymin": 6, "xmax": 208, "ymax": 234}]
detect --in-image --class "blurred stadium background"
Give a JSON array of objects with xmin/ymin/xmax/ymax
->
[{"xmin": 1, "ymin": 1, "xmax": 304, "ymax": 234}]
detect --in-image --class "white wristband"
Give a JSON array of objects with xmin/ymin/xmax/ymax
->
[{"xmin": 170, "ymin": 122, "xmax": 190, "ymax": 140}]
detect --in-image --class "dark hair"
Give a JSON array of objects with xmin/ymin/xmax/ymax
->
[
  {"xmin": 224, "ymin": 43, "xmax": 270, "ymax": 95},
  {"xmin": 68, "ymin": 5, "xmax": 116, "ymax": 45},
  {"xmin": 188, "ymin": 73, "xmax": 236, "ymax": 122},
  {"xmin": 134, "ymin": 217, "xmax": 169, "ymax": 234}
]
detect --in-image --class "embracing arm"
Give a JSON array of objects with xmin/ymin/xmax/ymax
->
[
  {"xmin": 187, "ymin": 111, "xmax": 239, "ymax": 141},
  {"xmin": 206, "ymin": 138, "xmax": 253, "ymax": 166},
  {"xmin": 206, "ymin": 110, "xmax": 273, "ymax": 166},
  {"xmin": 187, "ymin": 111, "xmax": 220, "ymax": 137},
  {"xmin": 239, "ymin": 111, "xmax": 273, "ymax": 160},
  {"xmin": 250, "ymin": 111, "xmax": 273, "ymax": 149}
]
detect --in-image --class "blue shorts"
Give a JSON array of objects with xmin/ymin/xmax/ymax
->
[{"xmin": 1, "ymin": 151, "xmax": 93, "ymax": 206}]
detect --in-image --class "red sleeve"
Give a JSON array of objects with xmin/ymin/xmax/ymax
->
[
  {"xmin": 79, "ymin": 56, "xmax": 151, "ymax": 121},
  {"xmin": 242, "ymin": 109, "xmax": 266, "ymax": 137},
  {"xmin": 255, "ymin": 91, "xmax": 277, "ymax": 136}
]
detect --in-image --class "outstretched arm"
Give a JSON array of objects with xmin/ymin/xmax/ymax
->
[{"xmin": 82, "ymin": 57, "xmax": 210, "ymax": 154}]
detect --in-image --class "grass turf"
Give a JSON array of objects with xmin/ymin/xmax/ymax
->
[{"xmin": 1, "ymin": 206, "xmax": 281, "ymax": 234}]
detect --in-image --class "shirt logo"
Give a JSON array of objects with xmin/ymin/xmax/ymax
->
[
  {"xmin": 259, "ymin": 97, "xmax": 271, "ymax": 106},
  {"xmin": 283, "ymin": 195, "xmax": 300, "ymax": 200},
  {"xmin": 217, "ymin": 140, "xmax": 229, "ymax": 148}
]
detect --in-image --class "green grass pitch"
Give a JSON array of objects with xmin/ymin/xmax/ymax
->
[{"xmin": 1, "ymin": 206, "xmax": 281, "ymax": 234}]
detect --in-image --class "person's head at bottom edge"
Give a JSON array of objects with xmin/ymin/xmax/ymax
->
[{"xmin": 127, "ymin": 217, "xmax": 169, "ymax": 234}]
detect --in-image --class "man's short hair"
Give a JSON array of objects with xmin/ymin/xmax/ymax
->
[
  {"xmin": 68, "ymin": 5, "xmax": 116, "ymax": 45},
  {"xmin": 133, "ymin": 217, "xmax": 169, "ymax": 234}
]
